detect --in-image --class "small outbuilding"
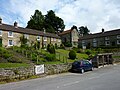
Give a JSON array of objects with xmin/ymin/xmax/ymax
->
[{"xmin": 92, "ymin": 53, "xmax": 114, "ymax": 68}]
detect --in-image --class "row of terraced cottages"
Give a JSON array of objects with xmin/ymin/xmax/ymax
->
[
  {"xmin": 79, "ymin": 29, "xmax": 120, "ymax": 49},
  {"xmin": 0, "ymin": 18, "xmax": 61, "ymax": 48}
]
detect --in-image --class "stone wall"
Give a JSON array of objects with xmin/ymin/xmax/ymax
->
[
  {"xmin": 0, "ymin": 66, "xmax": 34, "ymax": 82},
  {"xmin": 0, "ymin": 63, "xmax": 72, "ymax": 82},
  {"xmin": 45, "ymin": 63, "xmax": 72, "ymax": 75}
]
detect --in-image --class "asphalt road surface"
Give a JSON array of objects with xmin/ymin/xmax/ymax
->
[{"xmin": 0, "ymin": 64, "xmax": 120, "ymax": 90}]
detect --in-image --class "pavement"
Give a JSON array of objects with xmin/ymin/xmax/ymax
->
[{"xmin": 0, "ymin": 64, "xmax": 120, "ymax": 90}]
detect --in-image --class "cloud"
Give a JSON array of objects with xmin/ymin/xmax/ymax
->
[{"xmin": 0, "ymin": 0, "xmax": 120, "ymax": 33}]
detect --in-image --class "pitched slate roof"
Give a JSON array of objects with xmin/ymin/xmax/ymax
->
[
  {"xmin": 79, "ymin": 29, "xmax": 120, "ymax": 40},
  {"xmin": 0, "ymin": 23, "xmax": 60, "ymax": 38},
  {"xmin": 59, "ymin": 29, "xmax": 73, "ymax": 35}
]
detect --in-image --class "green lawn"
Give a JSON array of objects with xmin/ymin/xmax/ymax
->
[
  {"xmin": 56, "ymin": 49, "xmax": 88, "ymax": 63},
  {"xmin": 113, "ymin": 56, "xmax": 120, "ymax": 59},
  {"xmin": 0, "ymin": 63, "xmax": 30, "ymax": 68}
]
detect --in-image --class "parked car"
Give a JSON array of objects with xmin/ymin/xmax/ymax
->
[{"xmin": 71, "ymin": 60, "xmax": 93, "ymax": 73}]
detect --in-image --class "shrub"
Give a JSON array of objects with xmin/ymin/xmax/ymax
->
[
  {"xmin": 8, "ymin": 58, "xmax": 22, "ymax": 63},
  {"xmin": 0, "ymin": 47, "xmax": 12, "ymax": 59},
  {"xmin": 60, "ymin": 44, "xmax": 65, "ymax": 49},
  {"xmin": 55, "ymin": 43, "xmax": 58, "ymax": 49},
  {"xmin": 64, "ymin": 42, "xmax": 72, "ymax": 47},
  {"xmin": 31, "ymin": 53, "xmax": 37, "ymax": 61},
  {"xmin": 69, "ymin": 50, "xmax": 76, "ymax": 60},
  {"xmin": 85, "ymin": 49, "xmax": 92, "ymax": 56},
  {"xmin": 47, "ymin": 44, "xmax": 55, "ymax": 54},
  {"xmin": 45, "ymin": 54, "xmax": 56, "ymax": 61},
  {"xmin": 3, "ymin": 53, "xmax": 12, "ymax": 59}
]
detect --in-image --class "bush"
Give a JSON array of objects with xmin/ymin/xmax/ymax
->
[
  {"xmin": 60, "ymin": 44, "xmax": 65, "ymax": 49},
  {"xmin": 3, "ymin": 53, "xmax": 12, "ymax": 59},
  {"xmin": 55, "ymin": 43, "xmax": 58, "ymax": 49},
  {"xmin": 69, "ymin": 50, "xmax": 76, "ymax": 60},
  {"xmin": 64, "ymin": 42, "xmax": 72, "ymax": 47},
  {"xmin": 85, "ymin": 49, "xmax": 92, "ymax": 56},
  {"xmin": 0, "ymin": 47, "xmax": 12, "ymax": 59},
  {"xmin": 8, "ymin": 58, "xmax": 22, "ymax": 63},
  {"xmin": 47, "ymin": 44, "xmax": 55, "ymax": 54},
  {"xmin": 45, "ymin": 54, "xmax": 56, "ymax": 61}
]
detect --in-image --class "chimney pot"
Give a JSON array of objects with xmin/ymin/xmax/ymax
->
[
  {"xmin": 0, "ymin": 17, "xmax": 2, "ymax": 25},
  {"xmin": 102, "ymin": 28, "xmax": 104, "ymax": 33},
  {"xmin": 14, "ymin": 21, "xmax": 18, "ymax": 28}
]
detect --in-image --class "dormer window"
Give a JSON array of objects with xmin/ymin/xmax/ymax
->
[
  {"xmin": 8, "ymin": 31, "xmax": 13, "ymax": 37},
  {"xmin": 0, "ymin": 30, "xmax": 2, "ymax": 36}
]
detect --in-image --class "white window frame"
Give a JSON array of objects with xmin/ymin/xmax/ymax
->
[
  {"xmin": 117, "ymin": 35, "xmax": 120, "ymax": 39},
  {"xmin": 51, "ymin": 38, "xmax": 54, "ymax": 41},
  {"xmin": 105, "ymin": 37, "xmax": 109, "ymax": 40},
  {"xmin": 44, "ymin": 37, "xmax": 47, "ymax": 41},
  {"xmin": 8, "ymin": 31, "xmax": 13, "ymax": 37},
  {"xmin": 8, "ymin": 40, "xmax": 13, "ymax": 46},
  {"xmin": 117, "ymin": 40, "xmax": 120, "ymax": 44},
  {"xmin": 93, "ymin": 38, "xmax": 97, "ymax": 42},
  {"xmin": 82, "ymin": 40, "xmax": 85, "ymax": 44},
  {"xmin": 54, "ymin": 38, "xmax": 56, "ymax": 41},
  {"xmin": 24, "ymin": 34, "xmax": 29, "ymax": 39},
  {"xmin": 58, "ymin": 39, "xmax": 61, "ymax": 42},
  {"xmin": 105, "ymin": 41, "xmax": 110, "ymax": 45},
  {"xmin": 0, "ymin": 30, "xmax": 2, "ymax": 36},
  {"xmin": 37, "ymin": 36, "xmax": 40, "ymax": 41},
  {"xmin": 93, "ymin": 42, "xmax": 97, "ymax": 47}
]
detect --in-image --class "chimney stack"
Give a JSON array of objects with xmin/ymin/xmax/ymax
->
[
  {"xmin": 102, "ymin": 28, "xmax": 104, "ymax": 33},
  {"xmin": 14, "ymin": 21, "xmax": 18, "ymax": 28},
  {"xmin": 0, "ymin": 17, "xmax": 2, "ymax": 25}
]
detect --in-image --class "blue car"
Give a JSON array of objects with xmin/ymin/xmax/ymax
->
[{"xmin": 71, "ymin": 60, "xmax": 93, "ymax": 73}]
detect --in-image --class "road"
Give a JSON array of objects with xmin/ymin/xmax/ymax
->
[{"xmin": 0, "ymin": 64, "xmax": 120, "ymax": 90}]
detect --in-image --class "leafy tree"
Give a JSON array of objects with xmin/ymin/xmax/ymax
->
[
  {"xmin": 26, "ymin": 10, "xmax": 44, "ymax": 31},
  {"xmin": 79, "ymin": 26, "xmax": 90, "ymax": 35},
  {"xmin": 47, "ymin": 44, "xmax": 55, "ymax": 54},
  {"xmin": 44, "ymin": 10, "xmax": 65, "ymax": 33},
  {"xmin": 26, "ymin": 10, "xmax": 65, "ymax": 33},
  {"xmin": 71, "ymin": 25, "xmax": 78, "ymax": 31}
]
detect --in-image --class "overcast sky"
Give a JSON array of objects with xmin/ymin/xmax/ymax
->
[{"xmin": 0, "ymin": 0, "xmax": 120, "ymax": 33}]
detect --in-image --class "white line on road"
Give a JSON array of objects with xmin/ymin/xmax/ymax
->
[{"xmin": 63, "ymin": 81, "xmax": 79, "ymax": 87}]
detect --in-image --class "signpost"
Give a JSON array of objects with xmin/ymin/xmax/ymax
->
[{"xmin": 35, "ymin": 64, "xmax": 45, "ymax": 75}]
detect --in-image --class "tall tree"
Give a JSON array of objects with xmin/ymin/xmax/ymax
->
[
  {"xmin": 26, "ymin": 10, "xmax": 65, "ymax": 33},
  {"xmin": 71, "ymin": 25, "xmax": 78, "ymax": 31},
  {"xmin": 26, "ymin": 10, "xmax": 44, "ymax": 31},
  {"xmin": 79, "ymin": 26, "xmax": 90, "ymax": 35},
  {"xmin": 44, "ymin": 10, "xmax": 65, "ymax": 33}
]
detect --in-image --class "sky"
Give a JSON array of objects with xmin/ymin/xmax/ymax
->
[{"xmin": 0, "ymin": 0, "xmax": 120, "ymax": 33}]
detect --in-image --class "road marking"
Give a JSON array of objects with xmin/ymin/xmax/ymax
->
[
  {"xmin": 57, "ymin": 86, "xmax": 60, "ymax": 88},
  {"xmin": 63, "ymin": 81, "xmax": 79, "ymax": 86},
  {"xmin": 89, "ymin": 76, "xmax": 100, "ymax": 80}
]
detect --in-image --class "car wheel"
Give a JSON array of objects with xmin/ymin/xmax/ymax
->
[{"xmin": 81, "ymin": 69, "xmax": 84, "ymax": 74}]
